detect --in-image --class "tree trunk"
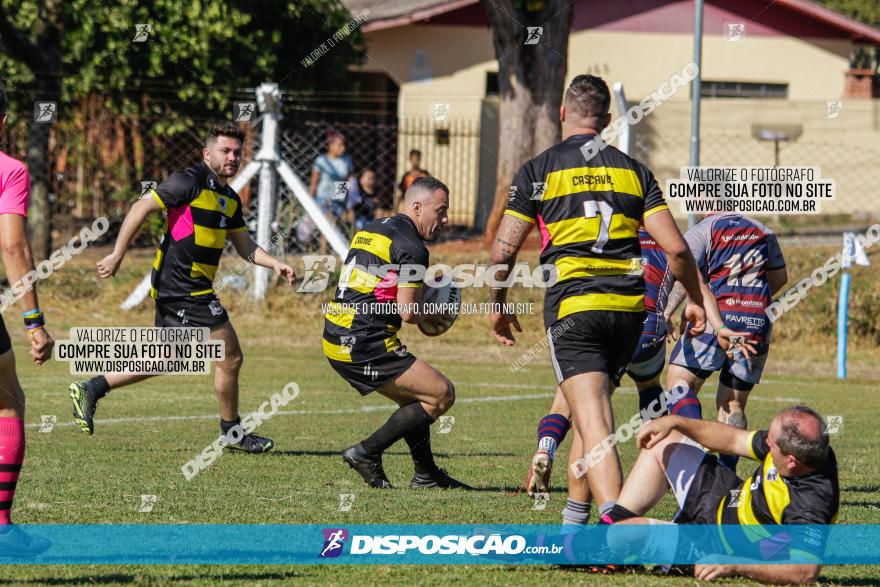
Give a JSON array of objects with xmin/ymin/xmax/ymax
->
[
  {"xmin": 5, "ymin": 0, "xmax": 64, "ymax": 259},
  {"xmin": 27, "ymin": 74, "xmax": 60, "ymax": 259},
  {"xmin": 480, "ymin": 0, "xmax": 572, "ymax": 244}
]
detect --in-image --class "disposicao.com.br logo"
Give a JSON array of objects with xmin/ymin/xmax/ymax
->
[
  {"xmin": 320, "ymin": 528, "xmax": 349, "ymax": 558},
  {"xmin": 319, "ymin": 528, "xmax": 561, "ymax": 557}
]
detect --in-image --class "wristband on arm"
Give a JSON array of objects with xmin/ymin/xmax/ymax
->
[{"xmin": 23, "ymin": 309, "xmax": 45, "ymax": 330}]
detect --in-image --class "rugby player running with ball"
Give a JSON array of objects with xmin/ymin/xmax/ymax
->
[{"xmin": 323, "ymin": 177, "xmax": 471, "ymax": 490}]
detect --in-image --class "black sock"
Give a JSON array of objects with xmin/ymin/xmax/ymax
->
[
  {"xmin": 220, "ymin": 417, "xmax": 241, "ymax": 436},
  {"xmin": 601, "ymin": 503, "xmax": 639, "ymax": 524},
  {"xmin": 361, "ymin": 402, "xmax": 434, "ymax": 458},
  {"xmin": 638, "ymin": 385, "xmax": 665, "ymax": 419},
  {"xmin": 85, "ymin": 375, "xmax": 111, "ymax": 399},
  {"xmin": 404, "ymin": 422, "xmax": 436, "ymax": 475}
]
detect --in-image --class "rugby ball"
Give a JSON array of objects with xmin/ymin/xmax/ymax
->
[{"xmin": 417, "ymin": 282, "xmax": 462, "ymax": 337}]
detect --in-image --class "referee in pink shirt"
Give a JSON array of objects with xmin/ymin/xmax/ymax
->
[{"xmin": 0, "ymin": 89, "xmax": 54, "ymax": 555}]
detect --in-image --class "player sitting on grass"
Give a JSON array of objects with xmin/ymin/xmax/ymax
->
[
  {"xmin": 664, "ymin": 212, "xmax": 788, "ymax": 470},
  {"xmin": 0, "ymin": 88, "xmax": 55, "ymax": 555},
  {"xmin": 69, "ymin": 123, "xmax": 295, "ymax": 453},
  {"xmin": 323, "ymin": 176, "xmax": 471, "ymax": 490},
  {"xmin": 602, "ymin": 405, "xmax": 837, "ymax": 584}
]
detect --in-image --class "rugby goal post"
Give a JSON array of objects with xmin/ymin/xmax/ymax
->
[{"xmin": 121, "ymin": 83, "xmax": 349, "ymax": 309}]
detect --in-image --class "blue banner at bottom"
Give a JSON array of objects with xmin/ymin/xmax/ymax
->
[{"xmin": 1, "ymin": 524, "xmax": 879, "ymax": 565}]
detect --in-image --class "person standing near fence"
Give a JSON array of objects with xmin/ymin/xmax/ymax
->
[
  {"xmin": 309, "ymin": 132, "xmax": 354, "ymax": 253},
  {"xmin": 0, "ymin": 89, "xmax": 55, "ymax": 554},
  {"xmin": 397, "ymin": 149, "xmax": 430, "ymax": 210}
]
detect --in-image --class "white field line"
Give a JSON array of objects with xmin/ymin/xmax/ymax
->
[{"xmin": 29, "ymin": 385, "xmax": 804, "ymax": 430}]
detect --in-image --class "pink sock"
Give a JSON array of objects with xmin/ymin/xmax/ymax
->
[{"xmin": 0, "ymin": 418, "xmax": 25, "ymax": 525}]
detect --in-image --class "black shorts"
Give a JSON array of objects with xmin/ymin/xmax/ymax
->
[
  {"xmin": 154, "ymin": 295, "xmax": 229, "ymax": 329},
  {"xmin": 678, "ymin": 454, "xmax": 742, "ymax": 525},
  {"xmin": 547, "ymin": 310, "xmax": 645, "ymax": 386},
  {"xmin": 328, "ymin": 346, "xmax": 417, "ymax": 396},
  {"xmin": 0, "ymin": 315, "xmax": 10, "ymax": 354}
]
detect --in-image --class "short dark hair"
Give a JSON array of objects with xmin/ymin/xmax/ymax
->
[
  {"xmin": 776, "ymin": 405, "xmax": 829, "ymax": 469},
  {"xmin": 0, "ymin": 88, "xmax": 7, "ymax": 119},
  {"xmin": 565, "ymin": 74, "xmax": 611, "ymax": 118},
  {"xmin": 206, "ymin": 123, "xmax": 244, "ymax": 147},
  {"xmin": 407, "ymin": 175, "xmax": 447, "ymax": 199},
  {"xmin": 409, "ymin": 149, "xmax": 422, "ymax": 158}
]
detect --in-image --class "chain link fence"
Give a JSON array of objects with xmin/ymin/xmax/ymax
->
[
  {"xmin": 0, "ymin": 109, "xmax": 258, "ymax": 247},
  {"xmin": 3, "ymin": 95, "xmax": 877, "ymax": 269}
]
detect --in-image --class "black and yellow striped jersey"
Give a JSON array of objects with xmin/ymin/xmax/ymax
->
[
  {"xmin": 322, "ymin": 214, "xmax": 429, "ymax": 363},
  {"xmin": 720, "ymin": 430, "xmax": 839, "ymax": 526},
  {"xmin": 504, "ymin": 134, "xmax": 668, "ymax": 327},
  {"xmin": 148, "ymin": 162, "xmax": 248, "ymax": 299},
  {"xmin": 714, "ymin": 430, "xmax": 839, "ymax": 561}
]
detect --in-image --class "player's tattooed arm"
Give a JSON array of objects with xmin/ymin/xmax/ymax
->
[{"xmin": 489, "ymin": 215, "xmax": 533, "ymax": 302}]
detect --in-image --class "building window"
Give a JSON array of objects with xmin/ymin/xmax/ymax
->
[
  {"xmin": 701, "ymin": 81, "xmax": 788, "ymax": 99},
  {"xmin": 435, "ymin": 128, "xmax": 450, "ymax": 145},
  {"xmin": 486, "ymin": 72, "xmax": 499, "ymax": 96}
]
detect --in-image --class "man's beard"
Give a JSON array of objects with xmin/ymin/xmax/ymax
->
[{"xmin": 212, "ymin": 161, "xmax": 238, "ymax": 178}]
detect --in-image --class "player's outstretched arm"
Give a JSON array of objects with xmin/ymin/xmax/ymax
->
[
  {"xmin": 0, "ymin": 213, "xmax": 54, "ymax": 364},
  {"xmin": 488, "ymin": 214, "xmax": 532, "ymax": 345},
  {"xmin": 644, "ymin": 209, "xmax": 705, "ymax": 335},
  {"xmin": 228, "ymin": 231, "xmax": 296, "ymax": 286},
  {"xmin": 637, "ymin": 415, "xmax": 752, "ymax": 458},
  {"xmin": 97, "ymin": 195, "xmax": 162, "ymax": 278},
  {"xmin": 696, "ymin": 559, "xmax": 819, "ymax": 584}
]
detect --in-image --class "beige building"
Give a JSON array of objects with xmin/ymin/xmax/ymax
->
[{"xmin": 343, "ymin": 0, "xmax": 880, "ymax": 226}]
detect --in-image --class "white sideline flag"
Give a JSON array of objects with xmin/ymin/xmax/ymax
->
[{"xmin": 842, "ymin": 232, "xmax": 870, "ymax": 268}]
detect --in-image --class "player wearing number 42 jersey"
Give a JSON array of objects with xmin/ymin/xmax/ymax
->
[
  {"xmin": 69, "ymin": 124, "xmax": 296, "ymax": 454},
  {"xmin": 323, "ymin": 176, "xmax": 472, "ymax": 490},
  {"xmin": 664, "ymin": 212, "xmax": 788, "ymax": 470},
  {"xmin": 489, "ymin": 74, "xmax": 708, "ymax": 521}
]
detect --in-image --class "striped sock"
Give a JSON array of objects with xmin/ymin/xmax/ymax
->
[
  {"xmin": 561, "ymin": 498, "xmax": 591, "ymax": 525},
  {"xmin": 667, "ymin": 384, "xmax": 703, "ymax": 420},
  {"xmin": 0, "ymin": 418, "xmax": 25, "ymax": 525},
  {"xmin": 537, "ymin": 413, "xmax": 570, "ymax": 460}
]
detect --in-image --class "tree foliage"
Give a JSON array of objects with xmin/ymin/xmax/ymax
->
[{"xmin": 1, "ymin": 0, "xmax": 366, "ymax": 121}]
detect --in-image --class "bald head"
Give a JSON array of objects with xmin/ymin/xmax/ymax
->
[
  {"xmin": 774, "ymin": 405, "xmax": 828, "ymax": 469},
  {"xmin": 404, "ymin": 176, "xmax": 448, "ymax": 205},
  {"xmin": 402, "ymin": 176, "xmax": 449, "ymax": 241}
]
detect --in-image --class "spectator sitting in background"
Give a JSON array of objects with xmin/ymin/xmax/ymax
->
[
  {"xmin": 309, "ymin": 131, "xmax": 353, "ymax": 253},
  {"xmin": 397, "ymin": 149, "xmax": 429, "ymax": 209},
  {"xmin": 350, "ymin": 169, "xmax": 379, "ymax": 231}
]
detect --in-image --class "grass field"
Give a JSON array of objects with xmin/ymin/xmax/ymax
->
[{"xmin": 4, "ymin": 242, "xmax": 880, "ymax": 585}]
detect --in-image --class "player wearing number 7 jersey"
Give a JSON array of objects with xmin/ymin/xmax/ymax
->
[
  {"xmin": 664, "ymin": 212, "xmax": 788, "ymax": 470},
  {"xmin": 489, "ymin": 74, "xmax": 707, "ymax": 518}
]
